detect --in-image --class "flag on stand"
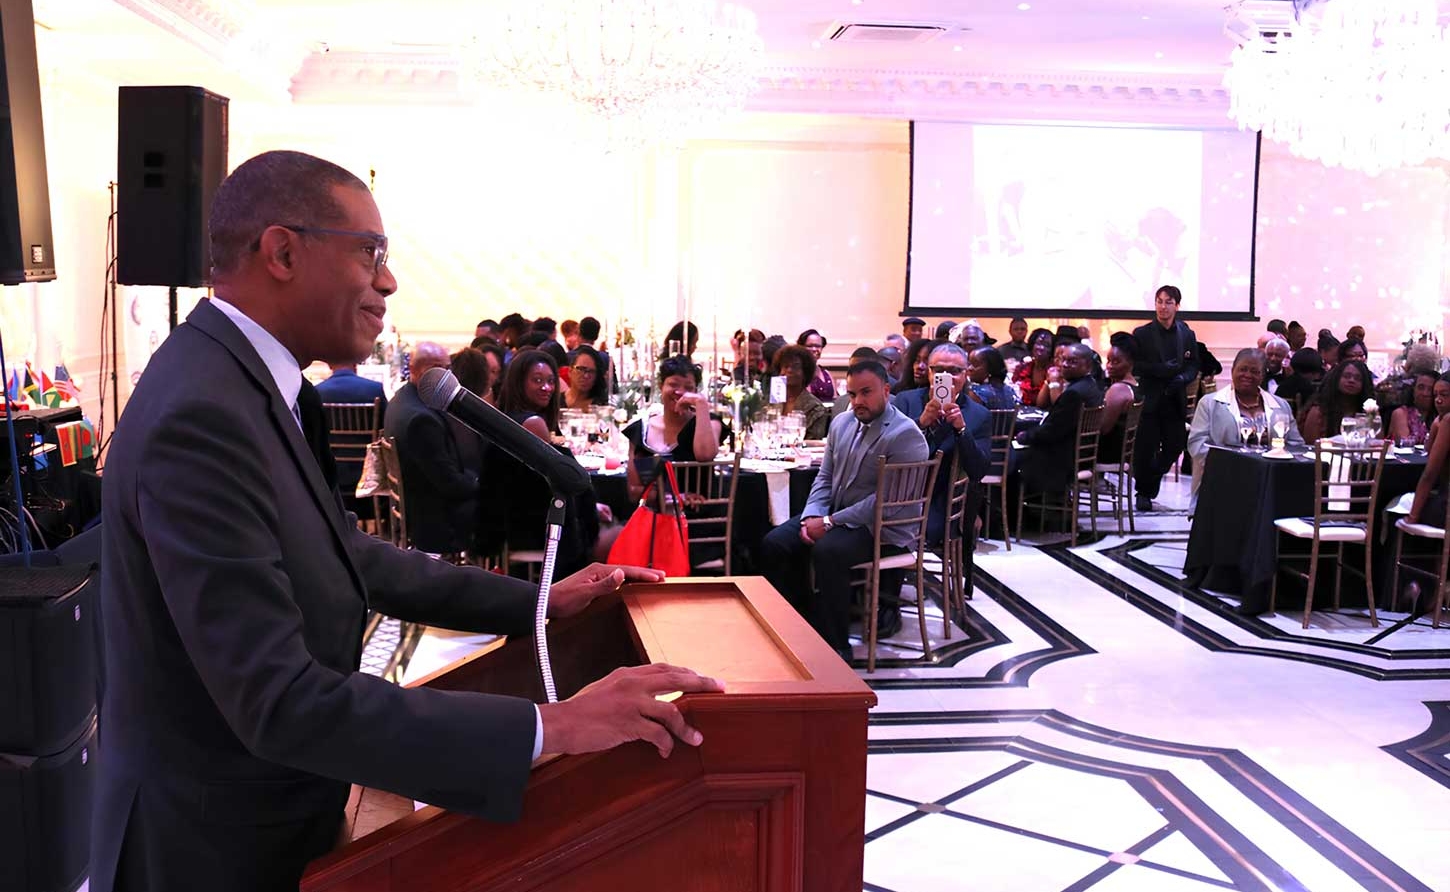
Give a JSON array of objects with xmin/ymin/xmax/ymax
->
[
  {"xmin": 5, "ymin": 369, "xmax": 20, "ymax": 404},
  {"xmin": 54, "ymin": 365, "xmax": 79, "ymax": 402},
  {"xmin": 21, "ymin": 365, "xmax": 40, "ymax": 404}
]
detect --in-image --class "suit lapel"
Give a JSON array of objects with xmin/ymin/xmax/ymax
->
[{"xmin": 186, "ymin": 300, "xmax": 367, "ymax": 600}]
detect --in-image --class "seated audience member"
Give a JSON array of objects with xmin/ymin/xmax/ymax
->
[
  {"xmin": 382, "ymin": 342, "xmax": 476, "ymax": 554},
  {"xmin": 1346, "ymin": 324, "xmax": 1367, "ymax": 342},
  {"xmin": 1263, "ymin": 337, "xmax": 1291, "ymax": 393},
  {"xmin": 1014, "ymin": 344, "xmax": 1104, "ymax": 495},
  {"xmin": 884, "ymin": 333, "xmax": 908, "ymax": 354},
  {"xmin": 732, "ymin": 328, "xmax": 766, "ymax": 385},
  {"xmin": 1298, "ymin": 359, "xmax": 1373, "ymax": 441},
  {"xmin": 1012, "ymin": 327, "xmax": 1057, "ymax": 407},
  {"xmin": 966, "ymin": 346, "xmax": 1019, "ymax": 411},
  {"xmin": 1267, "ymin": 319, "xmax": 1288, "ymax": 337},
  {"xmin": 470, "ymin": 334, "xmax": 496, "ymax": 349},
  {"xmin": 573, "ymin": 315, "xmax": 609, "ymax": 363},
  {"xmin": 565, "ymin": 345, "xmax": 609, "ymax": 411},
  {"xmin": 836, "ymin": 348, "xmax": 886, "ymax": 414},
  {"xmin": 665, "ymin": 320, "xmax": 700, "ymax": 358},
  {"xmin": 954, "ymin": 322, "xmax": 986, "ymax": 352},
  {"xmin": 1286, "ymin": 320, "xmax": 1308, "ymax": 351},
  {"xmin": 537, "ymin": 339, "xmax": 569, "ymax": 373},
  {"xmin": 758, "ymin": 361, "xmax": 928, "ymax": 660},
  {"xmin": 894, "ymin": 343, "xmax": 991, "ymax": 543},
  {"xmin": 498, "ymin": 313, "xmax": 529, "ymax": 354},
  {"xmin": 1098, "ymin": 334, "xmax": 1141, "ymax": 463},
  {"xmin": 623, "ymin": 355, "xmax": 723, "ymax": 499},
  {"xmin": 935, "ymin": 320, "xmax": 957, "ymax": 341},
  {"xmin": 1339, "ymin": 337, "xmax": 1369, "ymax": 365},
  {"xmin": 477, "ymin": 343, "xmax": 506, "ymax": 406},
  {"xmin": 560, "ymin": 319, "xmax": 581, "ymax": 351},
  {"xmin": 518, "ymin": 330, "xmax": 551, "ymax": 350},
  {"xmin": 1187, "ymin": 348, "xmax": 1304, "ymax": 510},
  {"xmin": 1409, "ymin": 385, "xmax": 1450, "ymax": 526},
  {"xmin": 1318, "ymin": 333, "xmax": 1341, "ymax": 370},
  {"xmin": 531, "ymin": 316, "xmax": 558, "ymax": 340},
  {"xmin": 999, "ymin": 316, "xmax": 1031, "ymax": 364},
  {"xmin": 316, "ymin": 361, "xmax": 388, "ymax": 512},
  {"xmin": 448, "ymin": 347, "xmax": 492, "ymax": 472},
  {"xmin": 1274, "ymin": 348, "xmax": 1324, "ymax": 411},
  {"xmin": 878, "ymin": 346, "xmax": 904, "ymax": 389},
  {"xmin": 1404, "ymin": 342, "xmax": 1441, "ymax": 378},
  {"xmin": 475, "ymin": 318, "xmax": 499, "ymax": 341},
  {"xmin": 772, "ymin": 344, "xmax": 831, "ymax": 440},
  {"xmin": 797, "ymin": 329, "xmax": 838, "ymax": 401},
  {"xmin": 1429, "ymin": 374, "xmax": 1450, "ymax": 450},
  {"xmin": 902, "ymin": 316, "xmax": 926, "ymax": 342},
  {"xmin": 480, "ymin": 348, "xmax": 599, "ymax": 575},
  {"xmin": 891, "ymin": 338, "xmax": 934, "ymax": 396},
  {"xmin": 762, "ymin": 335, "xmax": 788, "ymax": 372},
  {"xmin": 1389, "ymin": 371, "xmax": 1438, "ymax": 446}
]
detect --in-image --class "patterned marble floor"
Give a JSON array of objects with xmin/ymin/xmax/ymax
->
[{"xmin": 387, "ymin": 474, "xmax": 1450, "ymax": 892}]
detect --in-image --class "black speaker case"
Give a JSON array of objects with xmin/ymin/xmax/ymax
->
[
  {"xmin": 0, "ymin": 565, "xmax": 97, "ymax": 756},
  {"xmin": 0, "ymin": 717, "xmax": 95, "ymax": 892},
  {"xmin": 0, "ymin": 0, "xmax": 56, "ymax": 284}
]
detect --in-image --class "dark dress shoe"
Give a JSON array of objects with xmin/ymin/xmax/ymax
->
[
  {"xmin": 876, "ymin": 606, "xmax": 903, "ymax": 639},
  {"xmin": 1234, "ymin": 601, "xmax": 1270, "ymax": 617},
  {"xmin": 1135, "ymin": 495, "xmax": 1153, "ymax": 512}
]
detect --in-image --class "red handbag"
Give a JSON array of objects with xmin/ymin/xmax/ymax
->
[{"xmin": 607, "ymin": 461, "xmax": 691, "ymax": 577}]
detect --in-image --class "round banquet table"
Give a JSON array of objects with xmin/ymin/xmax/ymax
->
[{"xmin": 1183, "ymin": 444, "xmax": 1427, "ymax": 611}]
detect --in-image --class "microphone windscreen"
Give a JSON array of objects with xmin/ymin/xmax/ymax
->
[{"xmin": 417, "ymin": 366, "xmax": 461, "ymax": 411}]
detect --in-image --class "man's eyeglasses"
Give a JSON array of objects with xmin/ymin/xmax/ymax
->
[
  {"xmin": 929, "ymin": 365, "xmax": 966, "ymax": 375},
  {"xmin": 253, "ymin": 224, "xmax": 389, "ymax": 273}
]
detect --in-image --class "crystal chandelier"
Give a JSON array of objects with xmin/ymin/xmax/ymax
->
[
  {"xmin": 479, "ymin": 0, "xmax": 764, "ymax": 149},
  {"xmin": 1224, "ymin": 0, "xmax": 1450, "ymax": 175}
]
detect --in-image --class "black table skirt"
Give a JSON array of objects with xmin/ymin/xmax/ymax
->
[
  {"xmin": 592, "ymin": 467, "xmax": 818, "ymax": 571},
  {"xmin": 1184, "ymin": 447, "xmax": 1426, "ymax": 609}
]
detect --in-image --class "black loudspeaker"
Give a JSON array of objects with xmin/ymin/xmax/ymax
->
[
  {"xmin": 0, "ymin": 0, "xmax": 56, "ymax": 285},
  {"xmin": 0, "ymin": 718, "xmax": 96, "ymax": 892},
  {"xmin": 117, "ymin": 85, "xmax": 229, "ymax": 287},
  {"xmin": 0, "ymin": 563, "xmax": 97, "ymax": 755}
]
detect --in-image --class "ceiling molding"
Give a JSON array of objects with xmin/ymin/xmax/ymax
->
[
  {"xmin": 289, "ymin": 49, "xmax": 470, "ymax": 105},
  {"xmin": 750, "ymin": 66, "xmax": 1233, "ymax": 128},
  {"xmin": 111, "ymin": 0, "xmax": 248, "ymax": 58}
]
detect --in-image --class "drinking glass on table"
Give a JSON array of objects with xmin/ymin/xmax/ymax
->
[
  {"xmin": 1271, "ymin": 412, "xmax": 1289, "ymax": 451},
  {"xmin": 1239, "ymin": 416, "xmax": 1256, "ymax": 450}
]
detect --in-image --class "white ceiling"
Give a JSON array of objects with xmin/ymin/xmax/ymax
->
[{"xmin": 36, "ymin": 0, "xmax": 1244, "ymax": 79}]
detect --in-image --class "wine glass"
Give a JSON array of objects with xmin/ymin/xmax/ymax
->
[{"xmin": 1239, "ymin": 417, "xmax": 1256, "ymax": 450}]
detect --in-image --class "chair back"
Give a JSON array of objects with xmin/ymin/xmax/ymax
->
[
  {"xmin": 1074, "ymin": 404, "xmax": 1106, "ymax": 477},
  {"xmin": 378, "ymin": 437, "xmax": 408, "ymax": 550},
  {"xmin": 986, "ymin": 408, "xmax": 1017, "ymax": 479},
  {"xmin": 1310, "ymin": 441, "xmax": 1388, "ymax": 526},
  {"xmin": 868, "ymin": 454, "xmax": 941, "ymax": 559},
  {"xmin": 1118, "ymin": 400, "xmax": 1145, "ymax": 466},
  {"xmin": 1183, "ymin": 386, "xmax": 1202, "ymax": 425},
  {"xmin": 942, "ymin": 450, "xmax": 976, "ymax": 548},
  {"xmin": 665, "ymin": 456, "xmax": 742, "ymax": 572},
  {"xmin": 324, "ymin": 399, "xmax": 383, "ymax": 480}
]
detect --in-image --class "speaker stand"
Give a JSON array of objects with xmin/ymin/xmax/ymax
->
[{"xmin": 168, "ymin": 285, "xmax": 178, "ymax": 331}]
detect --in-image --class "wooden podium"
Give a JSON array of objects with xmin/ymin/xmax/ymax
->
[{"xmin": 301, "ymin": 577, "xmax": 877, "ymax": 892}]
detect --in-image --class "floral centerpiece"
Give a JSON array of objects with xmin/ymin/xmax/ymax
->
[
  {"xmin": 721, "ymin": 381, "xmax": 766, "ymax": 433},
  {"xmin": 1362, "ymin": 397, "xmax": 1381, "ymax": 437},
  {"xmin": 610, "ymin": 375, "xmax": 654, "ymax": 425}
]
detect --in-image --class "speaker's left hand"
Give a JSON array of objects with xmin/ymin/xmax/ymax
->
[{"xmin": 549, "ymin": 563, "xmax": 667, "ymax": 618}]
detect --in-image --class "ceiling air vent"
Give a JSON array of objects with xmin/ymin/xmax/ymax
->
[
  {"xmin": 826, "ymin": 22, "xmax": 949, "ymax": 45},
  {"xmin": 1224, "ymin": 0, "xmax": 1300, "ymax": 48}
]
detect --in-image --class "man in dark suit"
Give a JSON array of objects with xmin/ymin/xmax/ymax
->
[
  {"xmin": 94, "ymin": 150, "xmax": 721, "ymax": 892},
  {"xmin": 758, "ymin": 361, "xmax": 928, "ymax": 660},
  {"xmin": 1016, "ymin": 344, "xmax": 1104, "ymax": 494},
  {"xmin": 893, "ymin": 343, "xmax": 990, "ymax": 543},
  {"xmin": 382, "ymin": 341, "xmax": 476, "ymax": 554},
  {"xmin": 1131, "ymin": 285, "xmax": 1199, "ymax": 511},
  {"xmin": 315, "ymin": 362, "xmax": 386, "ymax": 506}
]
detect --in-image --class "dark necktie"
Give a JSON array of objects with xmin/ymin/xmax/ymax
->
[{"xmin": 295, "ymin": 379, "xmax": 339, "ymax": 493}]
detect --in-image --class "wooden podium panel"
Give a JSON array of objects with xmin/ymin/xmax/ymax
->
[{"xmin": 301, "ymin": 577, "xmax": 876, "ymax": 892}]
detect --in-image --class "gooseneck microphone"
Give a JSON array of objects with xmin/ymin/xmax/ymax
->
[{"xmin": 417, "ymin": 367, "xmax": 591, "ymax": 496}]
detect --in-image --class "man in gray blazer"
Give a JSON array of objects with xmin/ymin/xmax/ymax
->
[
  {"xmin": 93, "ymin": 150, "xmax": 721, "ymax": 892},
  {"xmin": 758, "ymin": 361, "xmax": 929, "ymax": 660}
]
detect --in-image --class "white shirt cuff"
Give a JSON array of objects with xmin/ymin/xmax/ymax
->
[{"xmin": 533, "ymin": 704, "xmax": 544, "ymax": 760}]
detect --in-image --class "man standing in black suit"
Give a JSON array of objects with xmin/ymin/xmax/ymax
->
[
  {"xmin": 93, "ymin": 150, "xmax": 721, "ymax": 892},
  {"xmin": 1132, "ymin": 285, "xmax": 1199, "ymax": 511},
  {"xmin": 382, "ymin": 341, "xmax": 476, "ymax": 554}
]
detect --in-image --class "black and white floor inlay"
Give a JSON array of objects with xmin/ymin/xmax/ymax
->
[{"xmin": 391, "ymin": 477, "xmax": 1450, "ymax": 892}]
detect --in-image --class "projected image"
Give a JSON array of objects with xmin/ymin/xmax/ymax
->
[
  {"xmin": 907, "ymin": 122, "xmax": 1258, "ymax": 316},
  {"xmin": 970, "ymin": 126, "xmax": 1201, "ymax": 311}
]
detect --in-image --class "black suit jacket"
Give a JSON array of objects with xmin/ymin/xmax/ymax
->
[
  {"xmin": 94, "ymin": 300, "xmax": 540, "ymax": 892},
  {"xmin": 1132, "ymin": 319, "xmax": 1200, "ymax": 413},
  {"xmin": 382, "ymin": 382, "xmax": 479, "ymax": 553},
  {"xmin": 1019, "ymin": 376, "xmax": 1103, "ymax": 492}
]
